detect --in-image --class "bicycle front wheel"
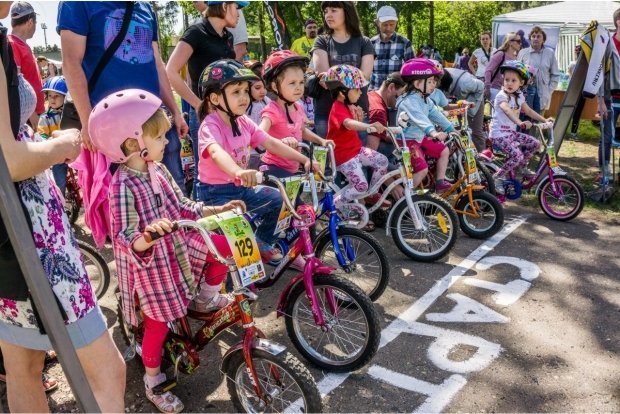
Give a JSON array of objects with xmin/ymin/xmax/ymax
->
[
  {"xmin": 390, "ymin": 194, "xmax": 458, "ymax": 262},
  {"xmin": 78, "ymin": 240, "xmax": 110, "ymax": 299},
  {"xmin": 284, "ymin": 274, "xmax": 380, "ymax": 372},
  {"xmin": 314, "ymin": 227, "xmax": 390, "ymax": 301},
  {"xmin": 537, "ymin": 175, "xmax": 584, "ymax": 221},
  {"xmin": 225, "ymin": 349, "xmax": 322, "ymax": 413},
  {"xmin": 456, "ymin": 190, "xmax": 504, "ymax": 239}
]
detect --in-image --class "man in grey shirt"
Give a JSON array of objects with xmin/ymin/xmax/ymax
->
[{"xmin": 517, "ymin": 26, "xmax": 560, "ymax": 114}]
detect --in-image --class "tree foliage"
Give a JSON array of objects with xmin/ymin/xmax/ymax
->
[{"xmin": 151, "ymin": 1, "xmax": 179, "ymax": 62}]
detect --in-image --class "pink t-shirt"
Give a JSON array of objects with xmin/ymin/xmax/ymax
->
[
  {"xmin": 198, "ymin": 112, "xmax": 269, "ymax": 184},
  {"xmin": 260, "ymin": 101, "xmax": 305, "ymax": 173}
]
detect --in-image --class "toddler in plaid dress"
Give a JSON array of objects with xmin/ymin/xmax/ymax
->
[{"xmin": 89, "ymin": 89, "xmax": 244, "ymax": 413}]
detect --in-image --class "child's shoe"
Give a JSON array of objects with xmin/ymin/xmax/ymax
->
[
  {"xmin": 288, "ymin": 254, "xmax": 306, "ymax": 272},
  {"xmin": 364, "ymin": 193, "xmax": 392, "ymax": 208},
  {"xmin": 494, "ymin": 176, "xmax": 506, "ymax": 195},
  {"xmin": 518, "ymin": 166, "xmax": 536, "ymax": 178},
  {"xmin": 144, "ymin": 373, "xmax": 184, "ymax": 414},
  {"xmin": 435, "ymin": 179, "xmax": 452, "ymax": 193},
  {"xmin": 257, "ymin": 240, "xmax": 283, "ymax": 262},
  {"xmin": 189, "ymin": 292, "xmax": 232, "ymax": 313}
]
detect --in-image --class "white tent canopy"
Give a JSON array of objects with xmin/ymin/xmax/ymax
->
[{"xmin": 492, "ymin": 1, "xmax": 620, "ymax": 71}]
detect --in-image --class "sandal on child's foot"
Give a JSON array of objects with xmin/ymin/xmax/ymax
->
[
  {"xmin": 145, "ymin": 374, "xmax": 184, "ymax": 414},
  {"xmin": 189, "ymin": 293, "xmax": 232, "ymax": 313}
]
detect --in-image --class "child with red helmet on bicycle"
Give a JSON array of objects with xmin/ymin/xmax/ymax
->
[
  {"xmin": 89, "ymin": 89, "xmax": 244, "ymax": 413},
  {"xmin": 489, "ymin": 60, "xmax": 553, "ymax": 193},
  {"xmin": 194, "ymin": 59, "xmax": 315, "ymax": 263},
  {"xmin": 396, "ymin": 58, "xmax": 455, "ymax": 192},
  {"xmin": 324, "ymin": 64, "xmax": 390, "ymax": 217},
  {"xmin": 259, "ymin": 50, "xmax": 332, "ymax": 177}
]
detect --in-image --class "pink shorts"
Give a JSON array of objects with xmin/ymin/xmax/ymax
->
[
  {"xmin": 405, "ymin": 141, "xmax": 428, "ymax": 172},
  {"xmin": 418, "ymin": 136, "xmax": 447, "ymax": 159}
]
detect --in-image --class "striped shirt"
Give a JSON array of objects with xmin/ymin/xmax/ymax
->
[{"xmin": 370, "ymin": 32, "xmax": 414, "ymax": 90}]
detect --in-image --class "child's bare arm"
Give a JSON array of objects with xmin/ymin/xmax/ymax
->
[
  {"xmin": 498, "ymin": 101, "xmax": 522, "ymax": 126},
  {"xmin": 343, "ymin": 118, "xmax": 386, "ymax": 134}
]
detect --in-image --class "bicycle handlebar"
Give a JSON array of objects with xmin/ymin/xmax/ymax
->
[
  {"xmin": 142, "ymin": 219, "xmax": 237, "ymax": 265},
  {"xmin": 260, "ymin": 172, "xmax": 303, "ymax": 220}
]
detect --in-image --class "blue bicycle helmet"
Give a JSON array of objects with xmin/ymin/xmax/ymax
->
[{"xmin": 42, "ymin": 76, "xmax": 68, "ymax": 96}]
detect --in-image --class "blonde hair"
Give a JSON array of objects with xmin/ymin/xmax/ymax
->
[
  {"xmin": 121, "ymin": 109, "xmax": 171, "ymax": 156},
  {"xmin": 498, "ymin": 32, "xmax": 518, "ymax": 52},
  {"xmin": 142, "ymin": 108, "xmax": 171, "ymax": 138}
]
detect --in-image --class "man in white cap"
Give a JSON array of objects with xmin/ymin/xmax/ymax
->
[
  {"xmin": 370, "ymin": 5, "xmax": 413, "ymax": 90},
  {"xmin": 9, "ymin": 1, "xmax": 43, "ymax": 126}
]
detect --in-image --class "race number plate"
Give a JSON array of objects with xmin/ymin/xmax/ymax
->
[
  {"xmin": 547, "ymin": 146, "xmax": 559, "ymax": 168},
  {"xmin": 402, "ymin": 147, "xmax": 414, "ymax": 188},
  {"xmin": 275, "ymin": 176, "xmax": 303, "ymax": 235},
  {"xmin": 465, "ymin": 147, "xmax": 480, "ymax": 183},
  {"xmin": 218, "ymin": 215, "xmax": 265, "ymax": 287}
]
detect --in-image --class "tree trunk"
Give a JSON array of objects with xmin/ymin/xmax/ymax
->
[
  {"xmin": 259, "ymin": 2, "xmax": 267, "ymax": 60},
  {"xmin": 428, "ymin": 1, "xmax": 435, "ymax": 47},
  {"xmin": 405, "ymin": 6, "xmax": 413, "ymax": 46}
]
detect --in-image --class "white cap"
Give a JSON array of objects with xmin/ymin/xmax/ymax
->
[{"xmin": 377, "ymin": 6, "xmax": 398, "ymax": 23}]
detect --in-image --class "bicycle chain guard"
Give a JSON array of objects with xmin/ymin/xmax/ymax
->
[{"xmin": 503, "ymin": 179, "xmax": 522, "ymax": 200}]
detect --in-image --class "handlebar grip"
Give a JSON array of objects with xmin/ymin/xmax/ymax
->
[
  {"xmin": 366, "ymin": 126, "xmax": 378, "ymax": 133},
  {"xmin": 233, "ymin": 172, "xmax": 264, "ymax": 186},
  {"xmin": 143, "ymin": 222, "xmax": 179, "ymax": 243}
]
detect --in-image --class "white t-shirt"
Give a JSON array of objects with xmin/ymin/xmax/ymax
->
[
  {"xmin": 227, "ymin": 10, "xmax": 248, "ymax": 45},
  {"xmin": 490, "ymin": 89, "xmax": 525, "ymax": 138},
  {"xmin": 472, "ymin": 47, "xmax": 496, "ymax": 78}
]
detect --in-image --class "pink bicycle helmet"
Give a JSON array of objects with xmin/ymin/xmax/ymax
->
[
  {"xmin": 400, "ymin": 58, "xmax": 444, "ymax": 81},
  {"xmin": 89, "ymin": 89, "xmax": 162, "ymax": 163}
]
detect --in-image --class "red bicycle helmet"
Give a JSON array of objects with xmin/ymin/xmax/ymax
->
[{"xmin": 263, "ymin": 50, "xmax": 309, "ymax": 85}]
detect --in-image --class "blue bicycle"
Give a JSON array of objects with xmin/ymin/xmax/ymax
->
[{"xmin": 259, "ymin": 143, "xmax": 390, "ymax": 302}]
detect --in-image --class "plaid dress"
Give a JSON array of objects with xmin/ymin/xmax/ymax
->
[
  {"xmin": 111, "ymin": 163, "xmax": 217, "ymax": 327},
  {"xmin": 370, "ymin": 32, "xmax": 414, "ymax": 90}
]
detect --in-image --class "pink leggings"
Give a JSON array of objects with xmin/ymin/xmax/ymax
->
[
  {"xmin": 141, "ymin": 234, "xmax": 231, "ymax": 369},
  {"xmin": 336, "ymin": 147, "xmax": 389, "ymax": 204}
]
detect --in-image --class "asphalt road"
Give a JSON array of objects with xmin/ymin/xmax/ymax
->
[{"xmin": 36, "ymin": 202, "xmax": 620, "ymax": 412}]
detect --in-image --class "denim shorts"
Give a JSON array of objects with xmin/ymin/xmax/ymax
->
[{"xmin": 0, "ymin": 304, "xmax": 107, "ymax": 351}]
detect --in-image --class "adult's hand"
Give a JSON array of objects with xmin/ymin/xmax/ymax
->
[
  {"xmin": 174, "ymin": 112, "xmax": 189, "ymax": 137},
  {"xmin": 52, "ymin": 128, "xmax": 82, "ymax": 163},
  {"xmin": 79, "ymin": 125, "xmax": 95, "ymax": 152}
]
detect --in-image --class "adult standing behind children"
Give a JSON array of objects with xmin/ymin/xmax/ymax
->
[
  {"xmin": 291, "ymin": 18, "xmax": 319, "ymax": 57},
  {"xmin": 484, "ymin": 31, "xmax": 522, "ymax": 104},
  {"xmin": 517, "ymin": 26, "xmax": 560, "ymax": 114},
  {"xmin": 469, "ymin": 31, "xmax": 496, "ymax": 81},
  {"xmin": 8, "ymin": 1, "xmax": 44, "ymax": 127},
  {"xmin": 369, "ymin": 5, "xmax": 414, "ymax": 91},
  {"xmin": 167, "ymin": 1, "xmax": 244, "ymax": 196},
  {"xmin": 311, "ymin": 1, "xmax": 375, "ymax": 139}
]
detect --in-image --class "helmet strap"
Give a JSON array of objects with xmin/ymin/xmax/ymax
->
[
  {"xmin": 219, "ymin": 92, "xmax": 242, "ymax": 137},
  {"xmin": 274, "ymin": 81, "xmax": 296, "ymax": 124}
]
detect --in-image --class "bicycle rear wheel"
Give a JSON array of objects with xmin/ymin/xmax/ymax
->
[
  {"xmin": 225, "ymin": 349, "xmax": 322, "ymax": 413},
  {"xmin": 314, "ymin": 227, "xmax": 390, "ymax": 301}
]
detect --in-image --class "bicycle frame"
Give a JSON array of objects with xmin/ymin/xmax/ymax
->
[{"xmin": 122, "ymin": 220, "xmax": 284, "ymax": 405}]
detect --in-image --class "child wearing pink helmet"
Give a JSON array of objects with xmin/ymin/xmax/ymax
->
[
  {"xmin": 397, "ymin": 57, "xmax": 455, "ymax": 192},
  {"xmin": 325, "ymin": 64, "xmax": 390, "ymax": 226},
  {"xmin": 89, "ymin": 89, "xmax": 244, "ymax": 413}
]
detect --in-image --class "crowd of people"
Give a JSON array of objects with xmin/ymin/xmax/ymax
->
[{"xmin": 0, "ymin": 1, "xmax": 619, "ymax": 413}]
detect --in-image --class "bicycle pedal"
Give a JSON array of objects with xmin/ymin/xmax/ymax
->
[{"xmin": 151, "ymin": 378, "xmax": 177, "ymax": 395}]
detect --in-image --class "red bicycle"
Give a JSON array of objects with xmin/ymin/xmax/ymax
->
[{"xmin": 117, "ymin": 215, "xmax": 322, "ymax": 413}]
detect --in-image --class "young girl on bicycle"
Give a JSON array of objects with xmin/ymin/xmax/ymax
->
[
  {"xmin": 324, "ymin": 64, "xmax": 390, "ymax": 212},
  {"xmin": 259, "ymin": 50, "xmax": 331, "ymax": 178},
  {"xmin": 489, "ymin": 60, "xmax": 552, "ymax": 192},
  {"xmin": 195, "ymin": 59, "xmax": 314, "ymax": 262},
  {"xmin": 397, "ymin": 58, "xmax": 455, "ymax": 192},
  {"xmin": 89, "ymin": 89, "xmax": 244, "ymax": 413}
]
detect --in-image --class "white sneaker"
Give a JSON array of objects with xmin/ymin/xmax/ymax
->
[{"xmin": 494, "ymin": 177, "xmax": 506, "ymax": 195}]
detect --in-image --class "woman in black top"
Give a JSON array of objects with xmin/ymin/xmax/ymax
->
[
  {"xmin": 310, "ymin": 1, "xmax": 375, "ymax": 139},
  {"xmin": 166, "ymin": 1, "xmax": 246, "ymax": 196}
]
